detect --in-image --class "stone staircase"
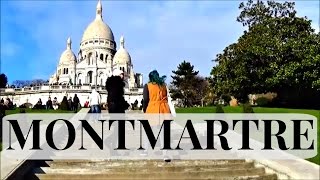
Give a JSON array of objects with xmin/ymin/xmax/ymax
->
[
  {"xmin": 26, "ymin": 111, "xmax": 277, "ymax": 179},
  {"xmin": 28, "ymin": 160, "xmax": 277, "ymax": 180},
  {"xmin": 4, "ymin": 110, "xmax": 318, "ymax": 180}
]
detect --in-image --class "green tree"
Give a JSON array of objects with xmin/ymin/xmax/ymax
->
[
  {"xmin": 170, "ymin": 61, "xmax": 203, "ymax": 107},
  {"xmin": 211, "ymin": 0, "xmax": 320, "ymax": 108},
  {"xmin": 194, "ymin": 76, "xmax": 210, "ymax": 107},
  {"xmin": 0, "ymin": 74, "xmax": 8, "ymax": 88}
]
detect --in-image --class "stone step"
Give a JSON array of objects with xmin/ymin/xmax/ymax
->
[
  {"xmin": 41, "ymin": 162, "xmax": 255, "ymax": 171},
  {"xmin": 36, "ymin": 167, "xmax": 268, "ymax": 179},
  {"xmin": 45, "ymin": 159, "xmax": 247, "ymax": 167},
  {"xmin": 50, "ymin": 151, "xmax": 240, "ymax": 159},
  {"xmin": 36, "ymin": 174, "xmax": 277, "ymax": 180}
]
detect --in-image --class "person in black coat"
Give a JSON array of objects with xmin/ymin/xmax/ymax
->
[
  {"xmin": 105, "ymin": 69, "xmax": 130, "ymax": 157},
  {"xmin": 73, "ymin": 94, "xmax": 80, "ymax": 112},
  {"xmin": 46, "ymin": 97, "xmax": 53, "ymax": 110},
  {"xmin": 105, "ymin": 69, "xmax": 129, "ymax": 113}
]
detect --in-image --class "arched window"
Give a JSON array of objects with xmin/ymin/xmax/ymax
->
[
  {"xmin": 87, "ymin": 71, "xmax": 93, "ymax": 83},
  {"xmin": 66, "ymin": 68, "xmax": 68, "ymax": 74},
  {"xmin": 88, "ymin": 53, "xmax": 92, "ymax": 65},
  {"xmin": 78, "ymin": 73, "xmax": 82, "ymax": 85},
  {"xmin": 100, "ymin": 54, "xmax": 104, "ymax": 61},
  {"xmin": 105, "ymin": 54, "xmax": 109, "ymax": 63}
]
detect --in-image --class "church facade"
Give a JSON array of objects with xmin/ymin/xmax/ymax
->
[
  {"xmin": 49, "ymin": 0, "xmax": 142, "ymax": 88},
  {"xmin": 0, "ymin": 0, "xmax": 143, "ymax": 108}
]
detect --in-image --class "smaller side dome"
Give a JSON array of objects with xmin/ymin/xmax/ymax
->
[
  {"xmin": 59, "ymin": 37, "xmax": 76, "ymax": 65},
  {"xmin": 113, "ymin": 35, "xmax": 131, "ymax": 64}
]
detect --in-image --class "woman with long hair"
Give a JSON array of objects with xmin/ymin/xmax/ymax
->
[
  {"xmin": 143, "ymin": 70, "xmax": 170, "ymax": 114},
  {"xmin": 142, "ymin": 70, "xmax": 172, "ymax": 162}
]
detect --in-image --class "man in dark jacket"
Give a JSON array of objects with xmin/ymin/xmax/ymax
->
[
  {"xmin": 105, "ymin": 69, "xmax": 129, "ymax": 113},
  {"xmin": 105, "ymin": 69, "xmax": 130, "ymax": 157},
  {"xmin": 73, "ymin": 94, "xmax": 80, "ymax": 112},
  {"xmin": 46, "ymin": 97, "xmax": 53, "ymax": 110}
]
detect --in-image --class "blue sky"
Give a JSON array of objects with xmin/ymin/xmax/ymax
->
[{"xmin": 1, "ymin": 0, "xmax": 319, "ymax": 84}]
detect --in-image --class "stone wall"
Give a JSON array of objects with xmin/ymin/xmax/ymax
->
[{"xmin": 0, "ymin": 85, "xmax": 143, "ymax": 107}]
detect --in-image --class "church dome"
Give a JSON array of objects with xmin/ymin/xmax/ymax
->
[
  {"xmin": 81, "ymin": 0, "xmax": 114, "ymax": 43},
  {"xmin": 59, "ymin": 37, "xmax": 76, "ymax": 65},
  {"xmin": 113, "ymin": 36, "xmax": 131, "ymax": 64}
]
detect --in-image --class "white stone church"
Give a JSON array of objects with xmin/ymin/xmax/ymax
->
[
  {"xmin": 0, "ymin": 0, "xmax": 143, "ymax": 107},
  {"xmin": 49, "ymin": 0, "xmax": 142, "ymax": 88}
]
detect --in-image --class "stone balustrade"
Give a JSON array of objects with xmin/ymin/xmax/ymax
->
[
  {"xmin": 0, "ymin": 85, "xmax": 143, "ymax": 107},
  {"xmin": 0, "ymin": 84, "xmax": 143, "ymax": 95}
]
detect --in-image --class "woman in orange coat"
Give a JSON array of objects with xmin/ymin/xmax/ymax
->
[
  {"xmin": 143, "ymin": 70, "xmax": 171, "ymax": 115},
  {"xmin": 142, "ymin": 70, "xmax": 171, "ymax": 161}
]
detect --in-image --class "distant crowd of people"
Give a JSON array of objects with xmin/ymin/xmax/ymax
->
[
  {"xmin": 1, "ymin": 68, "xmax": 175, "ymax": 161},
  {"xmin": 77, "ymin": 68, "xmax": 174, "ymax": 116},
  {"xmin": 1, "ymin": 69, "xmax": 175, "ymax": 115},
  {"xmin": 0, "ymin": 98, "xmax": 14, "ymax": 110},
  {"xmin": 32, "ymin": 94, "xmax": 80, "ymax": 112}
]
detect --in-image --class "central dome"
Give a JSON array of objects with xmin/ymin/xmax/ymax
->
[{"xmin": 81, "ymin": 0, "xmax": 114, "ymax": 43}]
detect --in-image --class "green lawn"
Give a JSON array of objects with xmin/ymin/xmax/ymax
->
[{"xmin": 177, "ymin": 106, "xmax": 320, "ymax": 165}]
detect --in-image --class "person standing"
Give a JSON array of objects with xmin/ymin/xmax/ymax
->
[
  {"xmin": 46, "ymin": 97, "xmax": 53, "ymax": 110},
  {"xmin": 105, "ymin": 69, "xmax": 130, "ymax": 157},
  {"xmin": 142, "ymin": 70, "xmax": 172, "ymax": 161},
  {"xmin": 68, "ymin": 97, "xmax": 73, "ymax": 111},
  {"xmin": 89, "ymin": 89, "xmax": 101, "ymax": 113},
  {"xmin": 84, "ymin": 97, "xmax": 89, "ymax": 108},
  {"xmin": 73, "ymin": 94, "xmax": 80, "ymax": 112},
  {"xmin": 105, "ymin": 69, "xmax": 129, "ymax": 113},
  {"xmin": 143, "ymin": 70, "xmax": 170, "ymax": 114},
  {"xmin": 52, "ymin": 97, "xmax": 58, "ymax": 110}
]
